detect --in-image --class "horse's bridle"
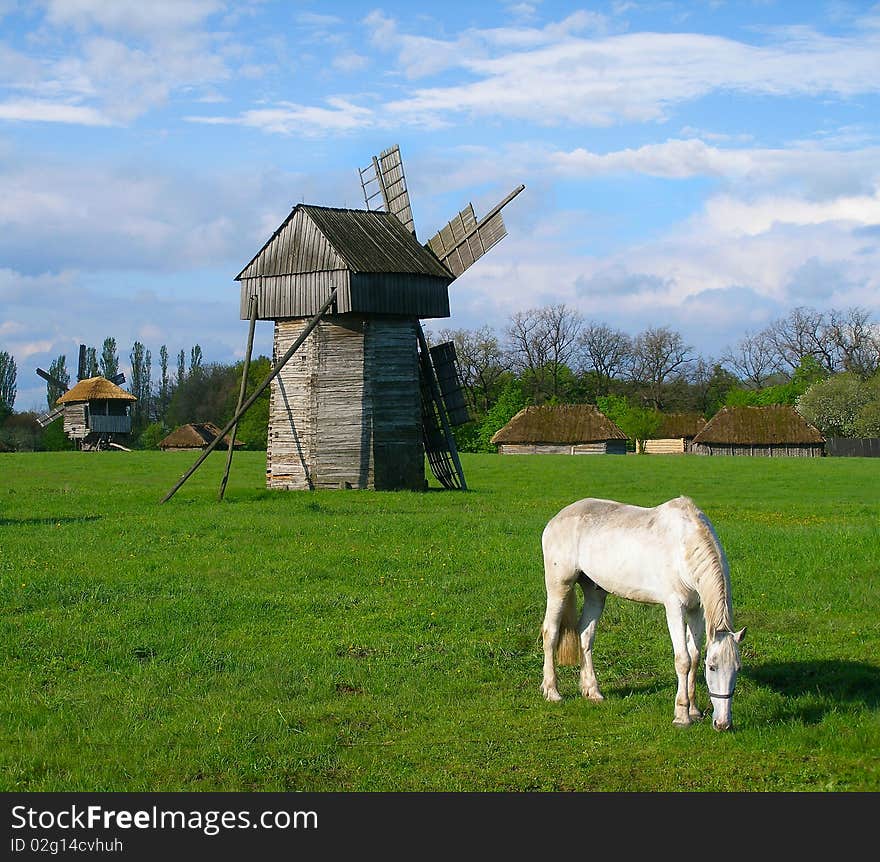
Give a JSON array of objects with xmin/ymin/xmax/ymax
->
[{"xmin": 708, "ymin": 686, "xmax": 735, "ymax": 699}]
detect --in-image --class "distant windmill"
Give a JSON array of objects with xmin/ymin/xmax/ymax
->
[
  {"xmin": 161, "ymin": 144, "xmax": 524, "ymax": 501},
  {"xmin": 36, "ymin": 345, "xmax": 132, "ymax": 450}
]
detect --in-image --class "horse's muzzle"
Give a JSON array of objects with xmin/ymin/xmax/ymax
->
[{"xmin": 713, "ymin": 718, "xmax": 733, "ymax": 731}]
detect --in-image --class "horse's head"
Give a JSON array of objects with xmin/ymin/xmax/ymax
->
[{"xmin": 704, "ymin": 627, "xmax": 746, "ymax": 731}]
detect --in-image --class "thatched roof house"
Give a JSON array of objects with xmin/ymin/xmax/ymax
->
[
  {"xmin": 55, "ymin": 375, "xmax": 136, "ymax": 447},
  {"xmin": 159, "ymin": 422, "xmax": 243, "ymax": 451},
  {"xmin": 691, "ymin": 405, "xmax": 825, "ymax": 457},
  {"xmin": 56, "ymin": 377, "xmax": 136, "ymax": 405},
  {"xmin": 644, "ymin": 412, "xmax": 707, "ymax": 455},
  {"xmin": 491, "ymin": 404, "xmax": 627, "ymax": 455}
]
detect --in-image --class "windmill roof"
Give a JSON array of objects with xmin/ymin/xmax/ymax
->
[
  {"xmin": 490, "ymin": 404, "xmax": 627, "ymax": 445},
  {"xmin": 235, "ymin": 204, "xmax": 452, "ymax": 281},
  {"xmin": 648, "ymin": 413, "xmax": 707, "ymax": 439},
  {"xmin": 56, "ymin": 376, "xmax": 136, "ymax": 404},
  {"xmin": 158, "ymin": 422, "xmax": 243, "ymax": 450},
  {"xmin": 692, "ymin": 405, "xmax": 825, "ymax": 445}
]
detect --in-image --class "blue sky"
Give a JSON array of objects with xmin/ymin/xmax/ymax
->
[{"xmin": 2, "ymin": 0, "xmax": 879, "ymax": 410}]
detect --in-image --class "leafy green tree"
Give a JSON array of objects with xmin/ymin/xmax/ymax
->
[
  {"xmin": 177, "ymin": 349, "xmax": 186, "ymax": 389},
  {"xmin": 0, "ymin": 350, "xmax": 16, "ymax": 420},
  {"xmin": 100, "ymin": 337, "xmax": 119, "ymax": 379},
  {"xmin": 46, "ymin": 355, "xmax": 69, "ymax": 407},
  {"xmin": 41, "ymin": 417, "xmax": 75, "ymax": 450},
  {"xmin": 797, "ymin": 372, "xmax": 879, "ymax": 438},
  {"xmin": 225, "ymin": 356, "xmax": 271, "ymax": 449},
  {"xmin": 617, "ymin": 407, "xmax": 662, "ymax": 454},
  {"xmin": 138, "ymin": 421, "xmax": 169, "ymax": 450},
  {"xmin": 85, "ymin": 346, "xmax": 98, "ymax": 377},
  {"xmin": 476, "ymin": 378, "xmax": 528, "ymax": 452}
]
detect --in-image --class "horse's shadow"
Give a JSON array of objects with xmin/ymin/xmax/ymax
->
[{"xmin": 744, "ymin": 659, "xmax": 880, "ymax": 721}]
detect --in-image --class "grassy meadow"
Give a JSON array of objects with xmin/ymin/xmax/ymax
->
[{"xmin": 0, "ymin": 449, "xmax": 878, "ymax": 792}]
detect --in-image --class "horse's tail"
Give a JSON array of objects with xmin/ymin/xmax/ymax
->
[{"xmin": 556, "ymin": 588, "xmax": 581, "ymax": 666}]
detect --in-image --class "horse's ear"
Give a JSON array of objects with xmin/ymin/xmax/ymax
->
[{"xmin": 733, "ymin": 627, "xmax": 747, "ymax": 643}]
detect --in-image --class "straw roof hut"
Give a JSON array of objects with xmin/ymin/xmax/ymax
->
[
  {"xmin": 691, "ymin": 405, "xmax": 825, "ymax": 457},
  {"xmin": 57, "ymin": 377, "xmax": 137, "ymax": 405},
  {"xmin": 159, "ymin": 422, "xmax": 243, "ymax": 452},
  {"xmin": 490, "ymin": 404, "xmax": 627, "ymax": 455},
  {"xmin": 55, "ymin": 375, "xmax": 136, "ymax": 448},
  {"xmin": 644, "ymin": 412, "xmax": 707, "ymax": 455}
]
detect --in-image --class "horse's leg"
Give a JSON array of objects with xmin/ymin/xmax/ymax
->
[
  {"xmin": 577, "ymin": 578, "xmax": 607, "ymax": 701},
  {"xmin": 685, "ymin": 608, "xmax": 705, "ymax": 720},
  {"xmin": 540, "ymin": 566, "xmax": 575, "ymax": 702},
  {"xmin": 664, "ymin": 602, "xmax": 693, "ymax": 727}
]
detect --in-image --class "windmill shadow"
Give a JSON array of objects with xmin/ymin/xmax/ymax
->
[{"xmin": 745, "ymin": 659, "xmax": 880, "ymax": 712}]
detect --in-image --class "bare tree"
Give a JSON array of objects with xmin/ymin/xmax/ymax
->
[
  {"xmin": 504, "ymin": 304, "xmax": 582, "ymax": 402},
  {"xmin": 721, "ymin": 329, "xmax": 777, "ymax": 389},
  {"xmin": 628, "ymin": 326, "xmax": 694, "ymax": 409},
  {"xmin": 765, "ymin": 306, "xmax": 835, "ymax": 374},
  {"xmin": 826, "ymin": 306, "xmax": 879, "ymax": 377},
  {"xmin": 437, "ymin": 326, "xmax": 509, "ymax": 415},
  {"xmin": 577, "ymin": 322, "xmax": 632, "ymax": 396}
]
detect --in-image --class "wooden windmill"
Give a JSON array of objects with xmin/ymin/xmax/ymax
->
[
  {"xmin": 36, "ymin": 345, "xmax": 133, "ymax": 451},
  {"xmin": 161, "ymin": 144, "xmax": 523, "ymax": 501}
]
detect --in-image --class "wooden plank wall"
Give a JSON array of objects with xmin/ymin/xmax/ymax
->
[
  {"xmin": 62, "ymin": 404, "xmax": 88, "ymax": 439},
  {"xmin": 644, "ymin": 438, "xmax": 686, "ymax": 455},
  {"xmin": 497, "ymin": 442, "xmax": 624, "ymax": 455},
  {"xmin": 691, "ymin": 443, "xmax": 825, "ymax": 457},
  {"xmin": 267, "ymin": 315, "xmax": 423, "ymax": 490}
]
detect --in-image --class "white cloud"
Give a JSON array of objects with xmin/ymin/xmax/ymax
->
[
  {"xmin": 704, "ymin": 191, "xmax": 880, "ymax": 236},
  {"xmin": 43, "ymin": 0, "xmax": 223, "ymax": 37},
  {"xmin": 377, "ymin": 24, "xmax": 880, "ymax": 126},
  {"xmin": 0, "ymin": 99, "xmax": 112, "ymax": 124},
  {"xmin": 187, "ymin": 98, "xmax": 374, "ymax": 136}
]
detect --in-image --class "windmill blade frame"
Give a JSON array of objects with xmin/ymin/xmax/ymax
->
[
  {"xmin": 359, "ymin": 144, "xmax": 415, "ymax": 235},
  {"xmin": 426, "ymin": 184, "xmax": 525, "ymax": 278}
]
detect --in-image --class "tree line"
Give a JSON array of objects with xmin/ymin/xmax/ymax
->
[
  {"xmin": 430, "ymin": 303, "xmax": 880, "ymax": 451},
  {"xmin": 0, "ymin": 337, "xmax": 270, "ymax": 452},
  {"xmin": 2, "ymin": 303, "xmax": 879, "ymax": 453}
]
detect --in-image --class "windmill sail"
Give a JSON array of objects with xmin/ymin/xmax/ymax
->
[
  {"xmin": 36, "ymin": 405, "xmax": 65, "ymax": 427},
  {"xmin": 359, "ymin": 144, "xmax": 415, "ymax": 235},
  {"xmin": 426, "ymin": 184, "xmax": 524, "ymax": 278}
]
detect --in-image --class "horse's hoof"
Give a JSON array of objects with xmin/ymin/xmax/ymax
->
[
  {"xmin": 582, "ymin": 691, "xmax": 604, "ymax": 702},
  {"xmin": 689, "ymin": 709, "xmax": 704, "ymax": 721},
  {"xmin": 673, "ymin": 717, "xmax": 693, "ymax": 728},
  {"xmin": 541, "ymin": 685, "xmax": 562, "ymax": 702}
]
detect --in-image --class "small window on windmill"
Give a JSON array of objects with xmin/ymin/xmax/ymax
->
[{"xmin": 429, "ymin": 342, "xmax": 470, "ymax": 426}]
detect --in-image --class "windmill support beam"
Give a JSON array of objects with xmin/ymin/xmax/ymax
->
[
  {"xmin": 218, "ymin": 293, "xmax": 258, "ymax": 502},
  {"xmin": 160, "ymin": 288, "xmax": 338, "ymax": 504}
]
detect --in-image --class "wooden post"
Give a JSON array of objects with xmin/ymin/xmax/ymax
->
[
  {"xmin": 160, "ymin": 288, "xmax": 338, "ymax": 504},
  {"xmin": 218, "ymin": 294, "xmax": 258, "ymax": 501}
]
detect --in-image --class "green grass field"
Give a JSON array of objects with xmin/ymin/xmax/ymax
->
[{"xmin": 1, "ymin": 450, "xmax": 878, "ymax": 791}]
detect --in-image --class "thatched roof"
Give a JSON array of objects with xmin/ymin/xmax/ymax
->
[
  {"xmin": 159, "ymin": 422, "xmax": 243, "ymax": 450},
  {"xmin": 692, "ymin": 405, "xmax": 825, "ymax": 445},
  {"xmin": 56, "ymin": 376, "xmax": 136, "ymax": 404},
  {"xmin": 649, "ymin": 413, "xmax": 706, "ymax": 439},
  {"xmin": 490, "ymin": 404, "xmax": 626, "ymax": 445}
]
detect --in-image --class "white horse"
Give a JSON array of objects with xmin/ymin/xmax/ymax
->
[{"xmin": 540, "ymin": 496, "xmax": 746, "ymax": 731}]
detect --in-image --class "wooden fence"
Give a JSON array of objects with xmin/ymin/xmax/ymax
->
[{"xmin": 826, "ymin": 438, "xmax": 880, "ymax": 457}]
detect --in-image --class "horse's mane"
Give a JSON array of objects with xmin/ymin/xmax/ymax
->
[{"xmin": 680, "ymin": 499, "xmax": 733, "ymax": 637}]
